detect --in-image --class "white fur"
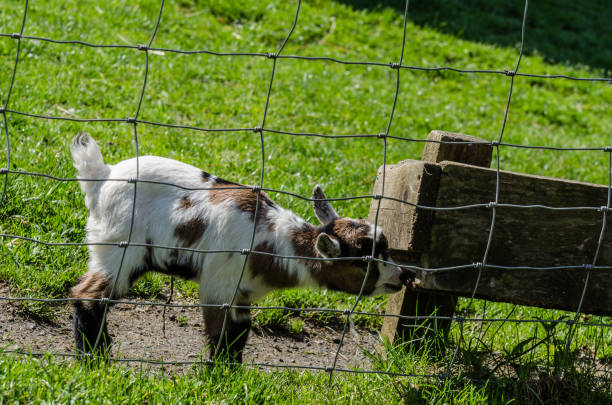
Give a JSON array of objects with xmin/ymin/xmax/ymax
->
[
  {"xmin": 73, "ymin": 144, "xmax": 313, "ymax": 315},
  {"xmin": 72, "ymin": 136, "xmax": 405, "ymax": 322}
]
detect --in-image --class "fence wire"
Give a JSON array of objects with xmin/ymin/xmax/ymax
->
[{"xmin": 1, "ymin": 0, "xmax": 611, "ymax": 388}]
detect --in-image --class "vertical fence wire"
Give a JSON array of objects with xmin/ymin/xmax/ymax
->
[
  {"xmin": 92, "ymin": 0, "xmax": 166, "ymax": 352},
  {"xmin": 327, "ymin": 0, "xmax": 411, "ymax": 390},
  {"xmin": 446, "ymin": 0, "xmax": 530, "ymax": 376},
  {"xmin": 562, "ymin": 149, "xmax": 612, "ymax": 370},
  {"xmin": 0, "ymin": 0, "xmax": 29, "ymax": 204},
  {"xmin": 214, "ymin": 0, "xmax": 302, "ymax": 359}
]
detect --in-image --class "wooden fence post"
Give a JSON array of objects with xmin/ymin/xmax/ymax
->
[{"xmin": 369, "ymin": 130, "xmax": 492, "ymax": 352}]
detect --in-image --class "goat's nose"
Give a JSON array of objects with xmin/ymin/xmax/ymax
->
[{"xmin": 399, "ymin": 268, "xmax": 415, "ymax": 285}]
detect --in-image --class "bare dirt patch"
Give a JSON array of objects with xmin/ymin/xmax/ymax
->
[{"xmin": 0, "ymin": 285, "xmax": 381, "ymax": 372}]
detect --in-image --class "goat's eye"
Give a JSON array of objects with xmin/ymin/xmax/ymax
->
[{"xmin": 360, "ymin": 238, "xmax": 374, "ymax": 251}]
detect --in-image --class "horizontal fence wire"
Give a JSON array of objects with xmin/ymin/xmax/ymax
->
[
  {"xmin": 0, "ymin": 33, "xmax": 611, "ymax": 82},
  {"xmin": 1, "ymin": 294, "xmax": 611, "ymax": 328},
  {"xmin": 1, "ymin": 348, "xmax": 610, "ymax": 385},
  {"xmin": 4, "ymin": 169, "xmax": 612, "ymax": 212},
  {"xmin": 3, "ymin": 233, "xmax": 612, "ymax": 273},
  {"xmin": 1, "ymin": 0, "xmax": 611, "ymax": 387}
]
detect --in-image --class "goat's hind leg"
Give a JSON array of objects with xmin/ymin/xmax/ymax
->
[
  {"xmin": 204, "ymin": 306, "xmax": 252, "ymax": 364},
  {"xmin": 70, "ymin": 269, "xmax": 113, "ymax": 354}
]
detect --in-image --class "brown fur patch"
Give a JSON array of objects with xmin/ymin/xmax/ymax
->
[
  {"xmin": 290, "ymin": 223, "xmax": 319, "ymax": 260},
  {"xmin": 70, "ymin": 271, "xmax": 112, "ymax": 309},
  {"xmin": 208, "ymin": 180, "xmax": 275, "ymax": 222},
  {"xmin": 332, "ymin": 218, "xmax": 370, "ymax": 246},
  {"xmin": 174, "ymin": 217, "xmax": 207, "ymax": 246},
  {"xmin": 291, "ymin": 221, "xmax": 379, "ymax": 295},
  {"xmin": 326, "ymin": 219, "xmax": 388, "ymax": 258},
  {"xmin": 178, "ymin": 195, "xmax": 196, "ymax": 209},
  {"xmin": 249, "ymin": 242, "xmax": 298, "ymax": 288},
  {"xmin": 267, "ymin": 221, "xmax": 276, "ymax": 233}
]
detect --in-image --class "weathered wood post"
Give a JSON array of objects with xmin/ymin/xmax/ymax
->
[
  {"xmin": 369, "ymin": 130, "xmax": 493, "ymax": 351},
  {"xmin": 370, "ymin": 130, "xmax": 612, "ymax": 352}
]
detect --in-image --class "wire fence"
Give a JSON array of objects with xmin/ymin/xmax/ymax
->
[{"xmin": 1, "ymin": 0, "xmax": 611, "ymax": 388}]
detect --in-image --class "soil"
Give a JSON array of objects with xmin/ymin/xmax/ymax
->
[{"xmin": 0, "ymin": 284, "xmax": 381, "ymax": 373}]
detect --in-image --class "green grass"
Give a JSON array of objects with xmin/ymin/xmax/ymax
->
[
  {"xmin": 1, "ymin": 0, "xmax": 611, "ymax": 402},
  {"xmin": 1, "ymin": 346, "xmax": 610, "ymax": 404},
  {"xmin": 0, "ymin": 350, "xmax": 485, "ymax": 404}
]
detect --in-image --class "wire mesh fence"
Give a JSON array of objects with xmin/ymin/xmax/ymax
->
[{"xmin": 1, "ymin": 0, "xmax": 611, "ymax": 388}]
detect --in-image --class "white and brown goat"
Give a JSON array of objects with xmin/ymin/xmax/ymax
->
[{"xmin": 70, "ymin": 133, "xmax": 410, "ymax": 361}]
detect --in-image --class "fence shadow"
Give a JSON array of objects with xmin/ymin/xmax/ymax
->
[
  {"xmin": 400, "ymin": 373, "xmax": 611, "ymax": 404},
  {"xmin": 336, "ymin": 0, "xmax": 612, "ymax": 73}
]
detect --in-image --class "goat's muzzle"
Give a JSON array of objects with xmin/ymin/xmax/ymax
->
[{"xmin": 399, "ymin": 268, "xmax": 416, "ymax": 285}]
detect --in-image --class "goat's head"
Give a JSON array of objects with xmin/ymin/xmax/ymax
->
[{"xmin": 310, "ymin": 185, "xmax": 412, "ymax": 296}]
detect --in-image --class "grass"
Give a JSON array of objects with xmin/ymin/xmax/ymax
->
[
  {"xmin": 1, "ymin": 345, "xmax": 610, "ymax": 404},
  {"xmin": 0, "ymin": 350, "xmax": 487, "ymax": 404},
  {"xmin": 1, "ymin": 0, "xmax": 611, "ymax": 402}
]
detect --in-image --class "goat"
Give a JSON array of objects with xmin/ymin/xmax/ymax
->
[{"xmin": 70, "ymin": 133, "xmax": 411, "ymax": 362}]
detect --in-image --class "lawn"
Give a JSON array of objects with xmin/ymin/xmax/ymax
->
[{"xmin": 1, "ymin": 0, "xmax": 611, "ymax": 403}]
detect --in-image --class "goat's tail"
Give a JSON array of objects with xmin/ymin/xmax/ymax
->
[{"xmin": 71, "ymin": 133, "xmax": 110, "ymax": 195}]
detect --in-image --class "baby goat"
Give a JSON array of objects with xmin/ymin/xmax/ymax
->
[{"xmin": 70, "ymin": 133, "xmax": 410, "ymax": 361}]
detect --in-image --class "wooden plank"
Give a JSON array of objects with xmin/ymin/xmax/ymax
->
[
  {"xmin": 414, "ymin": 161, "xmax": 612, "ymax": 316},
  {"xmin": 423, "ymin": 130, "xmax": 493, "ymax": 167},
  {"xmin": 372, "ymin": 131, "xmax": 493, "ymax": 347},
  {"xmin": 369, "ymin": 159, "xmax": 441, "ymax": 253},
  {"xmin": 369, "ymin": 160, "xmax": 442, "ymax": 344}
]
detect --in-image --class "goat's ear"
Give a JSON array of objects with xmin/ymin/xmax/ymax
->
[
  {"xmin": 315, "ymin": 233, "xmax": 341, "ymax": 258},
  {"xmin": 312, "ymin": 185, "xmax": 339, "ymax": 224}
]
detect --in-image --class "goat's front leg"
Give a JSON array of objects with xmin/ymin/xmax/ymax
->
[{"xmin": 203, "ymin": 306, "xmax": 251, "ymax": 363}]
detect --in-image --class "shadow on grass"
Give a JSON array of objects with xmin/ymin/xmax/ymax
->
[
  {"xmin": 391, "ymin": 343, "xmax": 611, "ymax": 404},
  {"xmin": 336, "ymin": 0, "xmax": 612, "ymax": 73},
  {"xmin": 371, "ymin": 324, "xmax": 611, "ymax": 404},
  {"xmin": 397, "ymin": 372, "xmax": 612, "ymax": 405}
]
